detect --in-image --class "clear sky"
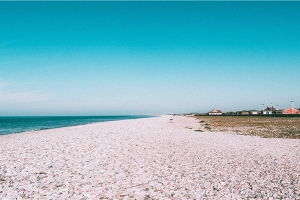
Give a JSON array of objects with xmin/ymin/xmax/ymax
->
[{"xmin": 1, "ymin": 2, "xmax": 300, "ymax": 116}]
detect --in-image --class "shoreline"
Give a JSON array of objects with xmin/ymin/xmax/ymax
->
[
  {"xmin": 1, "ymin": 115, "xmax": 299, "ymax": 199},
  {"xmin": 0, "ymin": 115, "xmax": 155, "ymax": 136}
]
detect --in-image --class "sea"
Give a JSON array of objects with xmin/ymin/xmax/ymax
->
[{"xmin": 0, "ymin": 115, "xmax": 152, "ymax": 135}]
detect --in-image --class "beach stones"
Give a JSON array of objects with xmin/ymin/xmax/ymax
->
[{"xmin": 0, "ymin": 115, "xmax": 300, "ymax": 199}]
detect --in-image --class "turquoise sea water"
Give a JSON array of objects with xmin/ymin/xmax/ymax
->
[{"xmin": 0, "ymin": 116, "xmax": 152, "ymax": 135}]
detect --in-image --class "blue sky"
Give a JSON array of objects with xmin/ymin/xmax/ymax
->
[{"xmin": 1, "ymin": 2, "xmax": 300, "ymax": 115}]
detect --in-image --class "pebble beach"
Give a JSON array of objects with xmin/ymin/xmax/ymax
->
[{"xmin": 1, "ymin": 115, "xmax": 300, "ymax": 199}]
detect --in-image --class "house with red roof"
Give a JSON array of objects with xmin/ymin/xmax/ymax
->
[{"xmin": 282, "ymin": 108, "xmax": 300, "ymax": 114}]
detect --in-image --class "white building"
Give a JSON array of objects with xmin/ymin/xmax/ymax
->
[
  {"xmin": 263, "ymin": 107, "xmax": 276, "ymax": 115},
  {"xmin": 208, "ymin": 109, "xmax": 222, "ymax": 115},
  {"xmin": 249, "ymin": 110, "xmax": 259, "ymax": 115}
]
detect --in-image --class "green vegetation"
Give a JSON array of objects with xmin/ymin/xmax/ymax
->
[{"xmin": 194, "ymin": 116, "xmax": 300, "ymax": 139}]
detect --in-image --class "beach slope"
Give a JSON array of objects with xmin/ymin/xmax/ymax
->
[{"xmin": 0, "ymin": 115, "xmax": 299, "ymax": 199}]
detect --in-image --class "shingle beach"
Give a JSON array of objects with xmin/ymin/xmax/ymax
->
[{"xmin": 1, "ymin": 115, "xmax": 299, "ymax": 199}]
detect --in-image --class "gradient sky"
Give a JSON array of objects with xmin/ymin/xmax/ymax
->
[{"xmin": 1, "ymin": 2, "xmax": 300, "ymax": 116}]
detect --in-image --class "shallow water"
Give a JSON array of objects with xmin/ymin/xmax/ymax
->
[{"xmin": 0, "ymin": 115, "xmax": 151, "ymax": 135}]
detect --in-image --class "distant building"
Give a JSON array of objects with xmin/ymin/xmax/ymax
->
[
  {"xmin": 237, "ymin": 110, "xmax": 250, "ymax": 115},
  {"xmin": 263, "ymin": 110, "xmax": 272, "ymax": 115},
  {"xmin": 249, "ymin": 110, "xmax": 260, "ymax": 115},
  {"xmin": 282, "ymin": 108, "xmax": 300, "ymax": 114},
  {"xmin": 208, "ymin": 109, "xmax": 222, "ymax": 115},
  {"xmin": 274, "ymin": 109, "xmax": 283, "ymax": 114},
  {"xmin": 263, "ymin": 107, "xmax": 276, "ymax": 115}
]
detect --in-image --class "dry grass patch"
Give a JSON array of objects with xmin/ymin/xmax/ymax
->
[
  {"xmin": 194, "ymin": 129, "xmax": 204, "ymax": 132},
  {"xmin": 194, "ymin": 116, "xmax": 300, "ymax": 139}
]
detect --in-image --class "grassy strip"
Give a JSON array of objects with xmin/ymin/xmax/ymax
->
[{"xmin": 194, "ymin": 116, "xmax": 300, "ymax": 139}]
